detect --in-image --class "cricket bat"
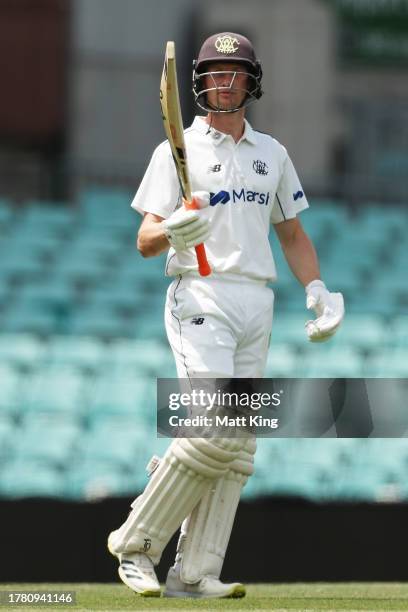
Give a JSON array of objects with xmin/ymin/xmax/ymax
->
[{"xmin": 160, "ymin": 41, "xmax": 211, "ymax": 277}]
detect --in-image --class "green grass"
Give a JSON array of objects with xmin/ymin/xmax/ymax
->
[{"xmin": 2, "ymin": 583, "xmax": 408, "ymax": 611}]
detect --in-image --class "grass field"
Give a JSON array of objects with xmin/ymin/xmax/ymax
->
[{"xmin": 2, "ymin": 583, "xmax": 408, "ymax": 611}]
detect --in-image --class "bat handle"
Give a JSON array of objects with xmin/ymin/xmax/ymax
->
[{"xmin": 184, "ymin": 197, "xmax": 211, "ymax": 277}]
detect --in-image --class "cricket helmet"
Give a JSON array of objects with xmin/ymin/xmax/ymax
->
[{"xmin": 193, "ymin": 32, "xmax": 263, "ymax": 113}]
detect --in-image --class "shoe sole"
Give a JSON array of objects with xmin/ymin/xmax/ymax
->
[
  {"xmin": 108, "ymin": 538, "xmax": 161, "ymax": 598},
  {"xmin": 164, "ymin": 584, "xmax": 246, "ymax": 599}
]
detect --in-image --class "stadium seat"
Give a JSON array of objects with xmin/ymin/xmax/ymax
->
[
  {"xmin": 0, "ymin": 333, "xmax": 46, "ymax": 368},
  {"xmin": 0, "ymin": 459, "xmax": 64, "ymax": 498},
  {"xmin": 51, "ymin": 257, "xmax": 112, "ymax": 287},
  {"xmin": 270, "ymin": 313, "xmax": 307, "ymax": 346},
  {"xmin": 0, "ymin": 364, "xmax": 27, "ymax": 418},
  {"xmin": 87, "ymin": 376, "xmax": 153, "ymax": 420},
  {"xmin": 2, "ymin": 303, "xmax": 59, "ymax": 336},
  {"xmin": 0, "ymin": 251, "xmax": 47, "ymax": 283},
  {"xmin": 0, "ymin": 416, "xmax": 16, "ymax": 461},
  {"xmin": 0, "ymin": 198, "xmax": 14, "ymax": 228},
  {"xmin": 77, "ymin": 427, "xmax": 148, "ymax": 471},
  {"xmin": 265, "ymin": 344, "xmax": 298, "ymax": 377},
  {"xmin": 364, "ymin": 348, "xmax": 408, "ymax": 377},
  {"xmin": 46, "ymin": 336, "xmax": 106, "ymax": 370},
  {"xmin": 68, "ymin": 307, "xmax": 128, "ymax": 338},
  {"xmin": 23, "ymin": 366, "xmax": 88, "ymax": 418},
  {"xmin": 330, "ymin": 314, "xmax": 384, "ymax": 349},
  {"xmin": 13, "ymin": 418, "xmax": 80, "ymax": 468},
  {"xmin": 64, "ymin": 459, "xmax": 143, "ymax": 500},
  {"xmin": 106, "ymin": 339, "xmax": 171, "ymax": 376},
  {"xmin": 301, "ymin": 344, "xmax": 364, "ymax": 378}
]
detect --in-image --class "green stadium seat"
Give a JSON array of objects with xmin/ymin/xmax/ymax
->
[
  {"xmin": 14, "ymin": 418, "xmax": 80, "ymax": 468},
  {"xmin": 46, "ymin": 336, "xmax": 106, "ymax": 370},
  {"xmin": 0, "ymin": 459, "xmax": 64, "ymax": 498},
  {"xmin": 0, "ymin": 364, "xmax": 27, "ymax": 418},
  {"xmin": 0, "ymin": 334, "xmax": 46, "ymax": 368},
  {"xmin": 106, "ymin": 339, "xmax": 170, "ymax": 376},
  {"xmin": 2, "ymin": 303, "xmax": 58, "ymax": 336},
  {"xmin": 88, "ymin": 376, "xmax": 152, "ymax": 419},
  {"xmin": 79, "ymin": 188, "xmax": 134, "ymax": 230},
  {"xmin": 77, "ymin": 428, "xmax": 147, "ymax": 471},
  {"xmin": 64, "ymin": 459, "xmax": 143, "ymax": 500},
  {"xmin": 390, "ymin": 316, "xmax": 408, "ymax": 346},
  {"xmin": 86, "ymin": 283, "xmax": 145, "ymax": 315},
  {"xmin": 265, "ymin": 344, "xmax": 298, "ymax": 377},
  {"xmin": 0, "ymin": 251, "xmax": 47, "ymax": 282},
  {"xmin": 270, "ymin": 313, "xmax": 308, "ymax": 346},
  {"xmin": 22, "ymin": 201, "xmax": 75, "ymax": 226},
  {"xmin": 0, "ymin": 416, "xmax": 15, "ymax": 461},
  {"xmin": 299, "ymin": 345, "xmax": 364, "ymax": 377},
  {"xmin": 68, "ymin": 308, "xmax": 128, "ymax": 338},
  {"xmin": 16, "ymin": 281, "xmax": 75, "ymax": 315},
  {"xmin": 5, "ymin": 232, "xmax": 64, "ymax": 261},
  {"xmin": 23, "ymin": 367, "xmax": 87, "ymax": 417},
  {"xmin": 330, "ymin": 314, "xmax": 384, "ymax": 349},
  {"xmin": 52, "ymin": 256, "xmax": 113, "ymax": 285},
  {"xmin": 364, "ymin": 348, "xmax": 408, "ymax": 377},
  {"xmin": 0, "ymin": 198, "xmax": 14, "ymax": 227}
]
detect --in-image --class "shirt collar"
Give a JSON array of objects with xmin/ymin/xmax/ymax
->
[{"xmin": 191, "ymin": 116, "xmax": 257, "ymax": 146}]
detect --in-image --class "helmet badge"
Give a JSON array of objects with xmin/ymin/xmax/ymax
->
[{"xmin": 215, "ymin": 35, "xmax": 239, "ymax": 54}]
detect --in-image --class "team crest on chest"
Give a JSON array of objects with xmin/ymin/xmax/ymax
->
[
  {"xmin": 215, "ymin": 35, "xmax": 239, "ymax": 54},
  {"xmin": 253, "ymin": 159, "xmax": 269, "ymax": 175}
]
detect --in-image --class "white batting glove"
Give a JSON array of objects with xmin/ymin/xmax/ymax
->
[
  {"xmin": 162, "ymin": 191, "xmax": 211, "ymax": 252},
  {"xmin": 305, "ymin": 280, "xmax": 345, "ymax": 342}
]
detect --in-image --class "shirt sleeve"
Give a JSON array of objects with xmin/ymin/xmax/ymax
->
[
  {"xmin": 131, "ymin": 141, "xmax": 182, "ymax": 219},
  {"xmin": 270, "ymin": 153, "xmax": 309, "ymax": 224}
]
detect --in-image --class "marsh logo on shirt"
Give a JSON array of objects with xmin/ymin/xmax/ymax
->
[{"xmin": 210, "ymin": 189, "xmax": 270, "ymax": 206}]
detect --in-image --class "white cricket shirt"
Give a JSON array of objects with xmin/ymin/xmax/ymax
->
[{"xmin": 131, "ymin": 116, "xmax": 308, "ymax": 282}]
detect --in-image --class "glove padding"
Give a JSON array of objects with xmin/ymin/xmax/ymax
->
[
  {"xmin": 162, "ymin": 191, "xmax": 210, "ymax": 252},
  {"xmin": 305, "ymin": 279, "xmax": 344, "ymax": 342}
]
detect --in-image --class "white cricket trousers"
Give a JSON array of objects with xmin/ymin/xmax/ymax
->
[{"xmin": 165, "ymin": 272, "xmax": 274, "ymax": 379}]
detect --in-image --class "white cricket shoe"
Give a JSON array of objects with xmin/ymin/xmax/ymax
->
[
  {"xmin": 107, "ymin": 533, "xmax": 160, "ymax": 597},
  {"xmin": 164, "ymin": 566, "xmax": 245, "ymax": 599}
]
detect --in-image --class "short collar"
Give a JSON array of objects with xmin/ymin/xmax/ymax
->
[{"xmin": 191, "ymin": 116, "xmax": 257, "ymax": 146}]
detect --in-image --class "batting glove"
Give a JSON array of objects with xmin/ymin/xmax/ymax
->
[
  {"xmin": 162, "ymin": 191, "xmax": 211, "ymax": 252},
  {"xmin": 305, "ymin": 279, "xmax": 345, "ymax": 342}
]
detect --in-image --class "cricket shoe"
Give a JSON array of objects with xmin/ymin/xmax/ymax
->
[
  {"xmin": 164, "ymin": 566, "xmax": 245, "ymax": 599},
  {"xmin": 107, "ymin": 533, "xmax": 160, "ymax": 597}
]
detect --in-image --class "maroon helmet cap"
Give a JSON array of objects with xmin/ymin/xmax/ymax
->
[{"xmin": 195, "ymin": 32, "xmax": 258, "ymax": 71}]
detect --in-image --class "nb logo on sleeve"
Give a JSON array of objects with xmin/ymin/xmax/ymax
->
[
  {"xmin": 293, "ymin": 190, "xmax": 304, "ymax": 201},
  {"xmin": 191, "ymin": 317, "xmax": 205, "ymax": 325}
]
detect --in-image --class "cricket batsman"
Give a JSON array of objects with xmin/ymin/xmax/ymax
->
[{"xmin": 107, "ymin": 32, "xmax": 344, "ymax": 598}]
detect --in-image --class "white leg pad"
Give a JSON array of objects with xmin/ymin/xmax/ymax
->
[
  {"xmin": 178, "ymin": 436, "xmax": 256, "ymax": 583},
  {"xmin": 108, "ymin": 436, "xmax": 245, "ymax": 564}
]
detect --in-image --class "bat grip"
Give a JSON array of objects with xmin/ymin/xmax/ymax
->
[{"xmin": 184, "ymin": 197, "xmax": 211, "ymax": 277}]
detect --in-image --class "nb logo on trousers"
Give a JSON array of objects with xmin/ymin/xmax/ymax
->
[
  {"xmin": 143, "ymin": 538, "xmax": 151, "ymax": 552},
  {"xmin": 191, "ymin": 317, "xmax": 205, "ymax": 325}
]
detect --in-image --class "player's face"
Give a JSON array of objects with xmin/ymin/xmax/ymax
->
[{"xmin": 203, "ymin": 62, "xmax": 249, "ymax": 111}]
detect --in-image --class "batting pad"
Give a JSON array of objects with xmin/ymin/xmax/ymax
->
[
  {"xmin": 108, "ymin": 437, "xmax": 244, "ymax": 564},
  {"xmin": 179, "ymin": 436, "xmax": 256, "ymax": 583}
]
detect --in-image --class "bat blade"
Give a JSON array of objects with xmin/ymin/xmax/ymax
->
[{"xmin": 160, "ymin": 41, "xmax": 211, "ymax": 276}]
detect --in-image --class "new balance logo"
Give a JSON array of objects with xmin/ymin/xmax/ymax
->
[
  {"xmin": 208, "ymin": 164, "xmax": 222, "ymax": 173},
  {"xmin": 143, "ymin": 538, "xmax": 151, "ymax": 552},
  {"xmin": 293, "ymin": 190, "xmax": 304, "ymax": 201},
  {"xmin": 253, "ymin": 159, "xmax": 269, "ymax": 175},
  {"xmin": 191, "ymin": 317, "xmax": 205, "ymax": 325}
]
